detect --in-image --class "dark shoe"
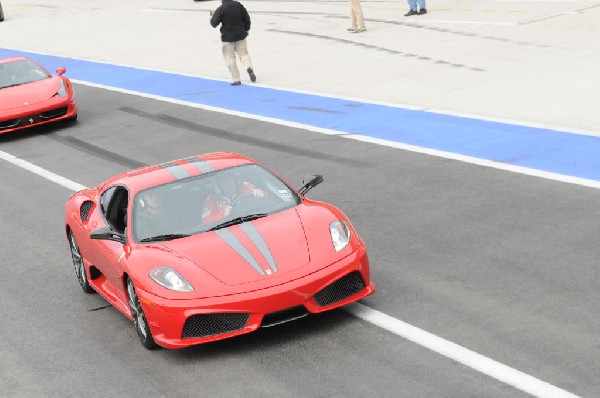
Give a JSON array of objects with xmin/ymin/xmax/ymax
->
[
  {"xmin": 418, "ymin": 8, "xmax": 427, "ymax": 15},
  {"xmin": 352, "ymin": 28, "xmax": 366, "ymax": 33},
  {"xmin": 404, "ymin": 9, "xmax": 418, "ymax": 16},
  {"xmin": 231, "ymin": 81, "xmax": 241, "ymax": 86},
  {"xmin": 247, "ymin": 68, "xmax": 256, "ymax": 83}
]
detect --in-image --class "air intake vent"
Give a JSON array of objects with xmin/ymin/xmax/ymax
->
[
  {"xmin": 0, "ymin": 118, "xmax": 21, "ymax": 130},
  {"xmin": 262, "ymin": 305, "xmax": 308, "ymax": 328},
  {"xmin": 313, "ymin": 271, "xmax": 366, "ymax": 307},
  {"xmin": 80, "ymin": 201, "xmax": 94, "ymax": 222},
  {"xmin": 182, "ymin": 313, "xmax": 250, "ymax": 339},
  {"xmin": 40, "ymin": 107, "xmax": 68, "ymax": 120}
]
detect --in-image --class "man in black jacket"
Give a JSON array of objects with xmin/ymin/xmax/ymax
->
[{"xmin": 210, "ymin": 0, "xmax": 256, "ymax": 86}]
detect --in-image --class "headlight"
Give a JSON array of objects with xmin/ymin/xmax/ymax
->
[
  {"xmin": 149, "ymin": 267, "xmax": 194, "ymax": 292},
  {"xmin": 57, "ymin": 80, "xmax": 67, "ymax": 98},
  {"xmin": 330, "ymin": 220, "xmax": 351, "ymax": 252}
]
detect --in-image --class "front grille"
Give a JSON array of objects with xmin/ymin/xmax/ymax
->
[
  {"xmin": 0, "ymin": 107, "xmax": 68, "ymax": 131},
  {"xmin": 40, "ymin": 107, "xmax": 68, "ymax": 120},
  {"xmin": 80, "ymin": 201, "xmax": 94, "ymax": 222},
  {"xmin": 262, "ymin": 305, "xmax": 308, "ymax": 328},
  {"xmin": 313, "ymin": 271, "xmax": 366, "ymax": 307},
  {"xmin": 182, "ymin": 313, "xmax": 250, "ymax": 339}
]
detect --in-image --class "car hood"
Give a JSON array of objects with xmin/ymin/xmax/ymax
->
[
  {"xmin": 0, "ymin": 78, "xmax": 61, "ymax": 111},
  {"xmin": 160, "ymin": 208, "xmax": 310, "ymax": 286}
]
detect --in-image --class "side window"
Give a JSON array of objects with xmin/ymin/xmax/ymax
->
[
  {"xmin": 102, "ymin": 186, "xmax": 129, "ymax": 234},
  {"xmin": 100, "ymin": 187, "xmax": 116, "ymax": 216}
]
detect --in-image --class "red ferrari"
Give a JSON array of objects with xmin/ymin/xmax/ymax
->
[
  {"xmin": 65, "ymin": 153, "xmax": 375, "ymax": 349},
  {"xmin": 0, "ymin": 56, "xmax": 77, "ymax": 134}
]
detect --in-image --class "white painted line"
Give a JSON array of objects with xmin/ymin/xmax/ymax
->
[
  {"xmin": 346, "ymin": 303, "xmax": 579, "ymax": 398},
  {"xmin": 70, "ymin": 78, "xmax": 600, "ymax": 139},
  {"xmin": 0, "ymin": 149, "xmax": 86, "ymax": 192},
  {"xmin": 72, "ymin": 80, "xmax": 347, "ymax": 137},
  {"xmin": 0, "ymin": 148, "xmax": 580, "ymax": 398}
]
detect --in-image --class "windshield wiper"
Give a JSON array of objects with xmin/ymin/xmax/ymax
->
[
  {"xmin": 208, "ymin": 213, "xmax": 268, "ymax": 231},
  {"xmin": 139, "ymin": 233, "xmax": 191, "ymax": 243}
]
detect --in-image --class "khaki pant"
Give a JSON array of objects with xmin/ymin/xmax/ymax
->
[
  {"xmin": 350, "ymin": 0, "xmax": 365, "ymax": 30},
  {"xmin": 222, "ymin": 39, "xmax": 253, "ymax": 83}
]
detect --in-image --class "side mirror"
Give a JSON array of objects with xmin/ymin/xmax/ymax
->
[
  {"xmin": 90, "ymin": 227, "xmax": 125, "ymax": 244},
  {"xmin": 299, "ymin": 174, "xmax": 324, "ymax": 195},
  {"xmin": 56, "ymin": 67, "xmax": 66, "ymax": 76}
]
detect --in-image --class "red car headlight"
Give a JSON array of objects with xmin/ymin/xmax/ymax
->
[
  {"xmin": 149, "ymin": 267, "xmax": 194, "ymax": 292},
  {"xmin": 330, "ymin": 220, "xmax": 351, "ymax": 252},
  {"xmin": 56, "ymin": 79, "xmax": 67, "ymax": 98}
]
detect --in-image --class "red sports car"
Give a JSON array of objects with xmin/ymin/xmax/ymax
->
[
  {"xmin": 65, "ymin": 153, "xmax": 375, "ymax": 349},
  {"xmin": 0, "ymin": 56, "xmax": 77, "ymax": 134}
]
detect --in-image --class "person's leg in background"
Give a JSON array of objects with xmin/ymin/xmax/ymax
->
[
  {"xmin": 235, "ymin": 39, "xmax": 256, "ymax": 83},
  {"xmin": 349, "ymin": 0, "xmax": 366, "ymax": 31},
  {"xmin": 405, "ymin": 0, "xmax": 418, "ymax": 16},
  {"xmin": 222, "ymin": 41, "xmax": 241, "ymax": 85}
]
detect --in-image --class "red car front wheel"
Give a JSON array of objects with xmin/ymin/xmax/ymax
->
[
  {"xmin": 68, "ymin": 231, "xmax": 94, "ymax": 294},
  {"xmin": 127, "ymin": 278, "xmax": 158, "ymax": 350}
]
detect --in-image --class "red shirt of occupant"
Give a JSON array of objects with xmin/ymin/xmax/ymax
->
[{"xmin": 202, "ymin": 173, "xmax": 266, "ymax": 223}]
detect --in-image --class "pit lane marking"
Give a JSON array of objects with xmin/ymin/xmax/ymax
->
[
  {"xmin": 0, "ymin": 150, "xmax": 85, "ymax": 191},
  {"xmin": 346, "ymin": 303, "xmax": 579, "ymax": 398},
  {"xmin": 0, "ymin": 148, "xmax": 581, "ymax": 398}
]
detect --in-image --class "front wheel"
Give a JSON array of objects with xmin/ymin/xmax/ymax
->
[
  {"xmin": 68, "ymin": 231, "xmax": 94, "ymax": 293},
  {"xmin": 127, "ymin": 278, "xmax": 159, "ymax": 350}
]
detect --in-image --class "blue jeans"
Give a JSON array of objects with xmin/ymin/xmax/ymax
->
[{"xmin": 407, "ymin": 0, "xmax": 426, "ymax": 10}]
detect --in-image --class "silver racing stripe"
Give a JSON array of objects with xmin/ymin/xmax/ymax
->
[
  {"xmin": 215, "ymin": 228, "xmax": 265, "ymax": 276},
  {"xmin": 187, "ymin": 158, "xmax": 215, "ymax": 174},
  {"xmin": 239, "ymin": 222, "xmax": 278, "ymax": 273},
  {"xmin": 159, "ymin": 162, "xmax": 190, "ymax": 180}
]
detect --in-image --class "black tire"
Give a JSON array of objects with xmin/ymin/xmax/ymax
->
[
  {"xmin": 68, "ymin": 231, "xmax": 95, "ymax": 294},
  {"xmin": 65, "ymin": 114, "xmax": 78, "ymax": 124},
  {"xmin": 127, "ymin": 278, "xmax": 159, "ymax": 350}
]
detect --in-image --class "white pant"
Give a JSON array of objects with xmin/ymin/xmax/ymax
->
[{"xmin": 222, "ymin": 39, "xmax": 253, "ymax": 83}]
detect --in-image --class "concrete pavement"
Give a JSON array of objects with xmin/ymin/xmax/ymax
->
[{"xmin": 1, "ymin": 0, "xmax": 599, "ymax": 134}]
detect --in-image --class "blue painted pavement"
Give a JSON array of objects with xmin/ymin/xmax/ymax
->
[{"xmin": 2, "ymin": 48, "xmax": 599, "ymax": 181}]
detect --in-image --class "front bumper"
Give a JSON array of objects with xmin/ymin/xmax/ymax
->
[
  {"xmin": 136, "ymin": 246, "xmax": 375, "ymax": 349},
  {"xmin": 0, "ymin": 97, "xmax": 77, "ymax": 134}
]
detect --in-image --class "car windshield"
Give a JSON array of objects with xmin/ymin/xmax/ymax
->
[
  {"xmin": 0, "ymin": 59, "xmax": 51, "ymax": 89},
  {"xmin": 132, "ymin": 164, "xmax": 301, "ymax": 243}
]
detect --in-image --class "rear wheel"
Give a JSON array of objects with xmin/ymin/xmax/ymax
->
[
  {"xmin": 127, "ymin": 278, "xmax": 159, "ymax": 350},
  {"xmin": 68, "ymin": 231, "xmax": 94, "ymax": 293}
]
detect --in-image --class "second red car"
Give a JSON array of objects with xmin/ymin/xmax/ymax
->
[{"xmin": 0, "ymin": 56, "xmax": 77, "ymax": 134}]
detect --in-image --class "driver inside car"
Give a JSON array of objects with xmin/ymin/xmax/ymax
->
[
  {"xmin": 202, "ymin": 172, "xmax": 267, "ymax": 223},
  {"xmin": 135, "ymin": 190, "xmax": 165, "ymax": 239}
]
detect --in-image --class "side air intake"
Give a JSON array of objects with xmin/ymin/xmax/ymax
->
[{"xmin": 80, "ymin": 201, "xmax": 94, "ymax": 222}]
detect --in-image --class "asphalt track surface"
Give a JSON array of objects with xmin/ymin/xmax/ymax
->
[{"xmin": 1, "ymin": 1, "xmax": 600, "ymax": 397}]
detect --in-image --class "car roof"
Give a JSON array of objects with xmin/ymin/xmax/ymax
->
[
  {"xmin": 0, "ymin": 56, "xmax": 32, "ymax": 65},
  {"xmin": 100, "ymin": 152, "xmax": 257, "ymax": 193}
]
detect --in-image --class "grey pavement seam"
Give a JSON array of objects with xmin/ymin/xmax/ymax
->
[{"xmin": 268, "ymin": 28, "xmax": 485, "ymax": 71}]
